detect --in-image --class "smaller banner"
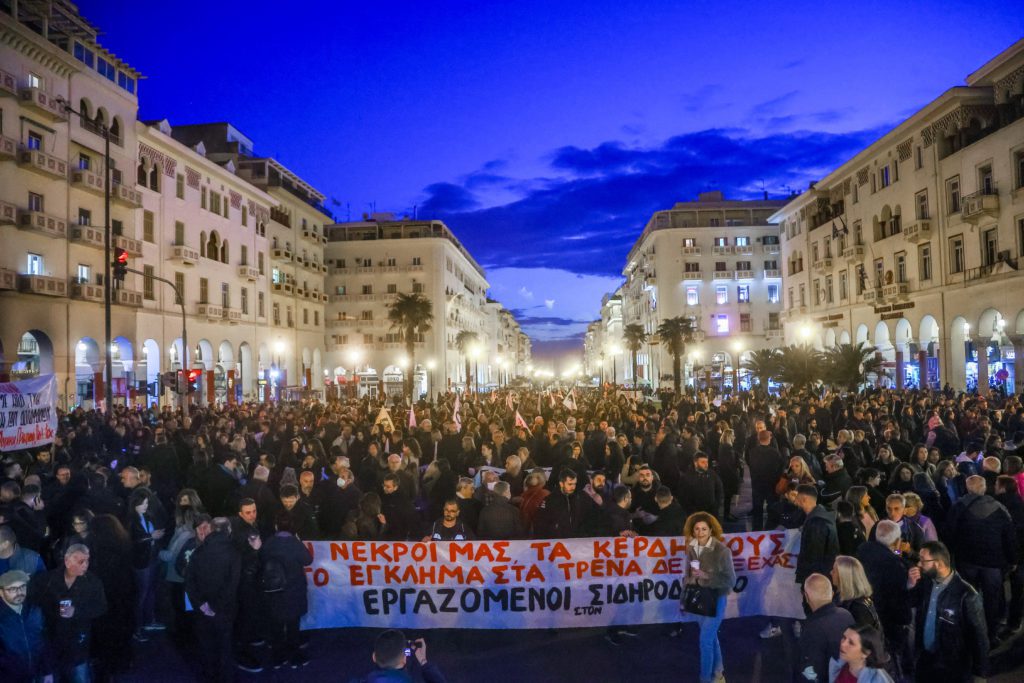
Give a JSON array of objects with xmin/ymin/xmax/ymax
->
[{"xmin": 0, "ymin": 374, "xmax": 58, "ymax": 452}]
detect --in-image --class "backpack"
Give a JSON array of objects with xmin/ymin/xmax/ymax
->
[{"xmin": 259, "ymin": 556, "xmax": 287, "ymax": 593}]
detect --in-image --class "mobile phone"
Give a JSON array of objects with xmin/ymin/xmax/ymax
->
[{"xmin": 404, "ymin": 639, "xmax": 418, "ymax": 657}]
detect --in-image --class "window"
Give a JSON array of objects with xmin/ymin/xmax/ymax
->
[
  {"xmin": 1019, "ymin": 217, "xmax": 1024, "ymax": 257},
  {"xmin": 27, "ymin": 192, "xmax": 43, "ymax": 212},
  {"xmin": 241, "ymin": 245, "xmax": 248, "ymax": 266},
  {"xmin": 839, "ymin": 271, "xmax": 848, "ymax": 300},
  {"xmin": 852, "ymin": 183, "xmax": 859, "ymax": 204},
  {"xmin": 892, "ymin": 160, "xmax": 899, "ymax": 183},
  {"xmin": 787, "ymin": 288, "xmax": 794, "ymax": 309},
  {"xmin": 73, "ymin": 42, "xmax": 95, "ymax": 67},
  {"xmin": 880, "ymin": 167, "xmax": 890, "ymax": 188},
  {"xmin": 97, "ymin": 58, "xmax": 115, "ymax": 81},
  {"xmin": 713, "ymin": 236, "xmax": 727, "ymax": 246},
  {"xmin": 709, "ymin": 218, "xmax": 720, "ymax": 227},
  {"xmin": 210, "ymin": 192, "xmax": 221, "ymax": 215},
  {"xmin": 767, "ymin": 284, "xmax": 779, "ymax": 304},
  {"xmin": 735, "ymin": 236, "xmax": 750, "ymax": 246},
  {"xmin": 946, "ymin": 176, "xmax": 961, "ymax": 213},
  {"xmin": 143, "ymin": 265, "xmax": 155, "ymax": 300},
  {"xmin": 258, "ymin": 252, "xmax": 265, "ymax": 275},
  {"xmin": 335, "ymin": 285, "xmax": 347, "ymax": 295},
  {"xmin": 768, "ymin": 312, "xmax": 780, "ymax": 330},
  {"xmin": 919, "ymin": 243, "xmax": 932, "ymax": 281},
  {"xmin": 221, "ymin": 282, "xmax": 230, "ymax": 309},
  {"xmin": 812, "ymin": 242, "xmax": 819, "ymax": 262},
  {"xmin": 915, "ymin": 190, "xmax": 929, "ymax": 219},
  {"xmin": 736, "ymin": 260, "xmax": 752, "ymax": 271},
  {"xmin": 979, "ymin": 165, "xmax": 994, "ymax": 195},
  {"xmin": 77, "ymin": 264, "xmax": 90, "ymax": 284},
  {"xmin": 314, "ymin": 311, "xmax": 319, "ymax": 326},
  {"xmin": 739, "ymin": 313, "xmax": 752, "ymax": 332},
  {"xmin": 798, "ymin": 284, "xmax": 806, "ymax": 306},
  {"xmin": 737, "ymin": 285, "xmax": 750, "ymax": 303},
  {"xmin": 26, "ymin": 131, "xmax": 42, "ymax": 150},
  {"xmin": 387, "ymin": 283, "xmax": 397, "ymax": 294},
  {"xmin": 111, "ymin": 219, "xmax": 123, "ymax": 236},
  {"xmin": 874, "ymin": 259, "xmax": 884, "ymax": 288},
  {"xmin": 764, "ymin": 259, "xmax": 778, "ymax": 270},
  {"xmin": 363, "ymin": 334, "xmax": 374, "ymax": 345},
  {"xmin": 78, "ymin": 153, "xmax": 90, "ymax": 170},
  {"xmin": 915, "ymin": 145, "xmax": 923, "ymax": 170},
  {"xmin": 303, "ymin": 308, "xmax": 309, "ymax": 325},
  {"xmin": 27, "ymin": 253, "xmax": 43, "ymax": 275},
  {"xmin": 272, "ymin": 268, "xmax": 281, "ymax": 284},
  {"xmin": 361, "ymin": 310, "xmax": 373, "ymax": 321},
  {"xmin": 813, "ymin": 280, "xmax": 821, "ymax": 306},
  {"xmin": 1015, "ymin": 151, "xmax": 1024, "ymax": 190},
  {"xmin": 895, "ymin": 253, "xmax": 906, "ymax": 283},
  {"xmin": 200, "ymin": 187, "xmax": 207, "ymax": 210},
  {"xmin": 682, "ymin": 237, "xmax": 696, "ymax": 247},
  {"xmin": 412, "ymin": 257, "xmax": 422, "ymax": 266},
  {"xmin": 258, "ymin": 292, "xmax": 265, "ymax": 318},
  {"xmin": 143, "ymin": 210, "xmax": 154, "ymax": 242},
  {"xmin": 763, "ymin": 235, "xmax": 779, "ymax": 245},
  {"xmin": 241, "ymin": 288, "xmax": 249, "ymax": 315},
  {"xmin": 715, "ymin": 261, "xmax": 727, "ymax": 272},
  {"xmin": 27, "ymin": 73, "xmax": 41, "ymax": 89},
  {"xmin": 241, "ymin": 206, "xmax": 248, "ymax": 226},
  {"xmin": 825, "ymin": 276, "xmax": 834, "ymax": 303},
  {"xmin": 686, "ymin": 286, "xmax": 699, "ymax": 306},
  {"xmin": 714, "ymin": 314, "xmax": 729, "ymax": 334},
  {"xmin": 199, "ymin": 278, "xmax": 208, "ymax": 304},
  {"xmin": 174, "ymin": 272, "xmax": 184, "ymax": 305},
  {"xmin": 78, "ymin": 208, "xmax": 90, "ymax": 226},
  {"xmin": 176, "ymin": 174, "xmax": 185, "ymax": 199},
  {"xmin": 982, "ymin": 228, "xmax": 998, "ymax": 266},
  {"xmin": 949, "ymin": 236, "xmax": 964, "ymax": 274},
  {"xmin": 715, "ymin": 286, "xmax": 728, "ymax": 305},
  {"xmin": 684, "ymin": 262, "xmax": 701, "ymax": 273},
  {"xmin": 117, "ymin": 71, "xmax": 135, "ymax": 94},
  {"xmin": 273, "ymin": 303, "xmax": 281, "ymax": 326},
  {"xmin": 361, "ymin": 284, "xmax": 373, "ymax": 295},
  {"xmin": 386, "ymin": 257, "xmax": 396, "ymax": 266}
]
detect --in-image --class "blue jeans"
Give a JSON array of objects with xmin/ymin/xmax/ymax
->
[
  {"xmin": 695, "ymin": 594, "xmax": 727, "ymax": 682},
  {"xmin": 134, "ymin": 561, "xmax": 159, "ymax": 629}
]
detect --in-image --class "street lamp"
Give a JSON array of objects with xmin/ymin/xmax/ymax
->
[
  {"xmin": 274, "ymin": 339, "xmax": 286, "ymax": 400},
  {"xmin": 731, "ymin": 340, "xmax": 743, "ymax": 391},
  {"xmin": 469, "ymin": 343, "xmax": 482, "ymax": 395},
  {"xmin": 426, "ymin": 358, "xmax": 436, "ymax": 399},
  {"xmin": 58, "ymin": 96, "xmax": 113, "ymax": 411},
  {"xmin": 495, "ymin": 355, "xmax": 504, "ymax": 387},
  {"xmin": 609, "ymin": 343, "xmax": 622, "ymax": 386}
]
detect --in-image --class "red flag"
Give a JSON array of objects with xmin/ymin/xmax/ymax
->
[
  {"xmin": 515, "ymin": 410, "xmax": 529, "ymax": 430},
  {"xmin": 408, "ymin": 406, "xmax": 417, "ymax": 430}
]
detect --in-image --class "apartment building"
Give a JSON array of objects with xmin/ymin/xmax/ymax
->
[
  {"xmin": 618, "ymin": 192, "xmax": 786, "ymax": 389},
  {"xmin": 774, "ymin": 38, "xmax": 1024, "ymax": 392}
]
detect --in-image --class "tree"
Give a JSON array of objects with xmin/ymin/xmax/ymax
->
[
  {"xmin": 657, "ymin": 316, "xmax": 696, "ymax": 393},
  {"xmin": 387, "ymin": 293, "xmax": 433, "ymax": 401},
  {"xmin": 623, "ymin": 323, "xmax": 648, "ymax": 389},
  {"xmin": 455, "ymin": 330, "xmax": 478, "ymax": 394},
  {"xmin": 777, "ymin": 344, "xmax": 824, "ymax": 391},
  {"xmin": 823, "ymin": 342, "xmax": 883, "ymax": 391},
  {"xmin": 742, "ymin": 348, "xmax": 782, "ymax": 393}
]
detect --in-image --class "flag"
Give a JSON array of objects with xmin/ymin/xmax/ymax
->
[
  {"xmin": 515, "ymin": 410, "xmax": 530, "ymax": 431},
  {"xmin": 548, "ymin": 391, "xmax": 556, "ymax": 408},
  {"xmin": 408, "ymin": 406, "xmax": 417, "ymax": 430},
  {"xmin": 490, "ymin": 390, "xmax": 497, "ymax": 404},
  {"xmin": 562, "ymin": 387, "xmax": 577, "ymax": 412},
  {"xmin": 506, "ymin": 392, "xmax": 514, "ymax": 411},
  {"xmin": 453, "ymin": 395, "xmax": 462, "ymax": 432},
  {"xmin": 374, "ymin": 407, "xmax": 394, "ymax": 432}
]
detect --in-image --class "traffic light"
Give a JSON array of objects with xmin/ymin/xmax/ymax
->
[
  {"xmin": 113, "ymin": 247, "xmax": 128, "ymax": 284},
  {"xmin": 186, "ymin": 369, "xmax": 203, "ymax": 394}
]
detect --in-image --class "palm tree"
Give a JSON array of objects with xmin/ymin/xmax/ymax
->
[
  {"xmin": 455, "ymin": 330, "xmax": 478, "ymax": 393},
  {"xmin": 623, "ymin": 323, "xmax": 648, "ymax": 389},
  {"xmin": 386, "ymin": 293, "xmax": 433, "ymax": 401},
  {"xmin": 777, "ymin": 344, "xmax": 824, "ymax": 390},
  {"xmin": 823, "ymin": 342, "xmax": 883, "ymax": 391},
  {"xmin": 742, "ymin": 348, "xmax": 782, "ymax": 393},
  {"xmin": 657, "ymin": 316, "xmax": 696, "ymax": 393}
]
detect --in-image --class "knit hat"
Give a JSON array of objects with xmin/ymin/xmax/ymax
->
[{"xmin": 0, "ymin": 569, "xmax": 29, "ymax": 589}]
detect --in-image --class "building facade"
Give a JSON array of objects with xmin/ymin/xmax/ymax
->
[
  {"xmin": 618, "ymin": 192, "xmax": 786, "ymax": 390},
  {"xmin": 324, "ymin": 216, "xmax": 529, "ymax": 398},
  {"xmin": 774, "ymin": 38, "xmax": 1024, "ymax": 393}
]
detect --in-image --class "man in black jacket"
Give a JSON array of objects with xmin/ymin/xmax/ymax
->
[
  {"xmin": 349, "ymin": 629, "xmax": 447, "ymax": 683},
  {"xmin": 379, "ymin": 474, "xmax": 420, "ymax": 541},
  {"xmin": 677, "ymin": 452, "xmax": 723, "ymax": 517},
  {"xmin": 819, "ymin": 454, "xmax": 852, "ymax": 508},
  {"xmin": 995, "ymin": 474, "xmax": 1024, "ymax": 635},
  {"xmin": 641, "ymin": 486, "xmax": 685, "ymax": 537},
  {"xmin": 477, "ymin": 482, "xmax": 525, "ymax": 540},
  {"xmin": 945, "ymin": 475, "xmax": 1018, "ymax": 641},
  {"xmin": 186, "ymin": 517, "xmax": 241, "ymax": 683},
  {"xmin": 857, "ymin": 520, "xmax": 913, "ymax": 677},
  {"xmin": 794, "ymin": 485, "xmax": 839, "ymax": 585},
  {"xmin": 748, "ymin": 430, "xmax": 785, "ymax": 531},
  {"xmin": 797, "ymin": 573, "xmax": 854, "ymax": 683},
  {"xmin": 533, "ymin": 470, "xmax": 590, "ymax": 539},
  {"xmin": 908, "ymin": 541, "xmax": 988, "ymax": 682}
]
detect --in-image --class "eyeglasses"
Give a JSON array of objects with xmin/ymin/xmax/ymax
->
[
  {"xmin": 918, "ymin": 559, "xmax": 938, "ymax": 566},
  {"xmin": 1, "ymin": 585, "xmax": 27, "ymax": 593}
]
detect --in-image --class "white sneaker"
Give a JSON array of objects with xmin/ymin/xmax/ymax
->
[{"xmin": 759, "ymin": 624, "xmax": 782, "ymax": 639}]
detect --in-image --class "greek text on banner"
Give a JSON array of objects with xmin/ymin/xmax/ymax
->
[
  {"xmin": 300, "ymin": 529, "xmax": 803, "ymax": 630},
  {"xmin": 0, "ymin": 374, "xmax": 57, "ymax": 452}
]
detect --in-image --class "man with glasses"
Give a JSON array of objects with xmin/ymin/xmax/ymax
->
[
  {"xmin": 907, "ymin": 540, "xmax": 988, "ymax": 681},
  {"xmin": 0, "ymin": 569, "xmax": 49, "ymax": 681}
]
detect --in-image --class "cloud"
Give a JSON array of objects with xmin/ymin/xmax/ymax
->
[
  {"xmin": 544, "ymin": 299, "xmax": 555, "ymax": 309},
  {"xmin": 517, "ymin": 286, "xmax": 533, "ymax": 299},
  {"xmin": 418, "ymin": 182, "xmax": 479, "ymax": 214},
  {"xmin": 750, "ymin": 90, "xmax": 800, "ymax": 117}
]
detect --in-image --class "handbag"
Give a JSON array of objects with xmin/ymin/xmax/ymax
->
[{"xmin": 681, "ymin": 583, "xmax": 718, "ymax": 616}]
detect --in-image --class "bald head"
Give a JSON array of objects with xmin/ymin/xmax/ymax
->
[
  {"xmin": 803, "ymin": 573, "xmax": 834, "ymax": 611},
  {"xmin": 966, "ymin": 475, "xmax": 986, "ymax": 496}
]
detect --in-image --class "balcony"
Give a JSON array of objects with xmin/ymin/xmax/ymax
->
[
  {"xmin": 19, "ymin": 87, "xmax": 67, "ymax": 122},
  {"xmin": 113, "ymin": 288, "xmax": 143, "ymax": 307},
  {"xmin": 765, "ymin": 327, "xmax": 784, "ymax": 339},
  {"xmin": 763, "ymin": 269, "xmax": 781, "ymax": 279},
  {"xmin": 961, "ymin": 189, "xmax": 999, "ymax": 224},
  {"xmin": 113, "ymin": 235, "xmax": 143, "ymax": 256},
  {"xmin": 843, "ymin": 245, "xmax": 865, "ymax": 262},
  {"xmin": 197, "ymin": 303, "xmax": 223, "ymax": 320},
  {"xmin": 0, "ymin": 134, "xmax": 16, "ymax": 160},
  {"xmin": 70, "ymin": 168, "xmax": 105, "ymax": 196},
  {"xmin": 18, "ymin": 210, "xmax": 67, "ymax": 239},
  {"xmin": 111, "ymin": 181, "xmax": 143, "ymax": 208},
  {"xmin": 734, "ymin": 269, "xmax": 756, "ymax": 280},
  {"xmin": 170, "ymin": 245, "xmax": 199, "ymax": 265},
  {"xmin": 734, "ymin": 245, "xmax": 754, "ymax": 256},
  {"xmin": 301, "ymin": 229, "xmax": 319, "ymax": 243},
  {"xmin": 711, "ymin": 270, "xmax": 733, "ymax": 280},
  {"xmin": 272, "ymin": 282, "xmax": 294, "ymax": 294},
  {"xmin": 271, "ymin": 247, "xmax": 293, "ymax": 263},
  {"xmin": 70, "ymin": 282, "xmax": 104, "ymax": 303},
  {"xmin": 237, "ymin": 265, "xmax": 260, "ymax": 281},
  {"xmin": 862, "ymin": 288, "xmax": 882, "ymax": 303},
  {"xmin": 0, "ymin": 199, "xmax": 16, "ymax": 225},
  {"xmin": 222, "ymin": 307, "xmax": 242, "ymax": 324},
  {"xmin": 904, "ymin": 220, "xmax": 931, "ymax": 242},
  {"xmin": 813, "ymin": 257, "xmax": 833, "ymax": 272},
  {"xmin": 712, "ymin": 245, "xmax": 733, "ymax": 255},
  {"xmin": 18, "ymin": 274, "xmax": 66, "ymax": 297},
  {"xmin": 762, "ymin": 244, "xmax": 781, "ymax": 254},
  {"xmin": 0, "ymin": 68, "xmax": 15, "ymax": 96},
  {"xmin": 270, "ymin": 207, "xmax": 291, "ymax": 227},
  {"xmin": 682, "ymin": 271, "xmax": 704, "ymax": 281},
  {"xmin": 681, "ymin": 246, "xmax": 701, "ymax": 255},
  {"xmin": 70, "ymin": 225, "xmax": 104, "ymax": 249},
  {"xmin": 18, "ymin": 147, "xmax": 67, "ymax": 178},
  {"xmin": 0, "ymin": 268, "xmax": 17, "ymax": 290},
  {"xmin": 882, "ymin": 283, "xmax": 909, "ymax": 301}
]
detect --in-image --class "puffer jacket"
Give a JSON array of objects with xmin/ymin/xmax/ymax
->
[{"xmin": 0, "ymin": 600, "xmax": 50, "ymax": 681}]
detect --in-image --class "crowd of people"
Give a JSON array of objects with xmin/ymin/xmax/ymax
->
[{"xmin": 0, "ymin": 382, "xmax": 1021, "ymax": 682}]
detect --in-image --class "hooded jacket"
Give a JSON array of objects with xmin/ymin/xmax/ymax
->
[{"xmin": 797, "ymin": 505, "xmax": 840, "ymax": 583}]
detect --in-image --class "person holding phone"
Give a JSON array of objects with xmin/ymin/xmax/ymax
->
[{"xmin": 348, "ymin": 629, "xmax": 447, "ymax": 683}]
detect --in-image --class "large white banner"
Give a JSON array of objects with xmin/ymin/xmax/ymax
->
[
  {"xmin": 0, "ymin": 374, "xmax": 57, "ymax": 452},
  {"xmin": 300, "ymin": 529, "xmax": 803, "ymax": 630}
]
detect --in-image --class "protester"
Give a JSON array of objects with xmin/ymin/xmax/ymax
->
[
  {"xmin": 185, "ymin": 516, "xmax": 241, "ymax": 683},
  {"xmin": 797, "ymin": 573, "xmax": 854, "ymax": 683},
  {"xmin": 828, "ymin": 625, "xmax": 895, "ymax": 683},
  {"xmin": 0, "ymin": 569, "xmax": 49, "ymax": 682},
  {"xmin": 349, "ymin": 629, "xmax": 447, "ymax": 683},
  {"xmin": 830, "ymin": 556, "xmax": 881, "ymax": 631},
  {"xmin": 259, "ymin": 518, "xmax": 313, "ymax": 669}
]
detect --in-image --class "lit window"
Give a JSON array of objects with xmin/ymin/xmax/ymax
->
[
  {"xmin": 27, "ymin": 253, "xmax": 43, "ymax": 275},
  {"xmin": 715, "ymin": 314, "xmax": 729, "ymax": 334},
  {"xmin": 767, "ymin": 284, "xmax": 780, "ymax": 303},
  {"xmin": 716, "ymin": 286, "xmax": 728, "ymax": 305},
  {"xmin": 686, "ymin": 286, "xmax": 698, "ymax": 306},
  {"xmin": 737, "ymin": 285, "xmax": 750, "ymax": 302}
]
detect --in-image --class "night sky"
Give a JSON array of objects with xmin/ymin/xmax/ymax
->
[{"xmin": 78, "ymin": 1, "xmax": 1023, "ymax": 362}]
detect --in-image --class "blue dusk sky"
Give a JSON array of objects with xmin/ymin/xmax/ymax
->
[{"xmin": 78, "ymin": 0, "xmax": 1023, "ymax": 362}]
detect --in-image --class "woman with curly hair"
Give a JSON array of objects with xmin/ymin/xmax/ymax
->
[{"xmin": 678, "ymin": 511, "xmax": 736, "ymax": 683}]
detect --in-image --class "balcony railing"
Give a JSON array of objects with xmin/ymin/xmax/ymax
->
[
  {"xmin": 111, "ymin": 181, "xmax": 143, "ymax": 207},
  {"xmin": 904, "ymin": 220, "xmax": 931, "ymax": 242},
  {"xmin": 881, "ymin": 283, "xmax": 909, "ymax": 301},
  {"xmin": 70, "ymin": 225, "xmax": 104, "ymax": 249},
  {"xmin": 70, "ymin": 282, "xmax": 104, "ymax": 303},
  {"xmin": 0, "ymin": 268, "xmax": 18, "ymax": 290},
  {"xmin": 813, "ymin": 258, "xmax": 833, "ymax": 272},
  {"xmin": 170, "ymin": 245, "xmax": 199, "ymax": 265},
  {"xmin": 734, "ymin": 270, "xmax": 756, "ymax": 280},
  {"xmin": 763, "ymin": 269, "xmax": 781, "ymax": 279},
  {"xmin": 682, "ymin": 271, "xmax": 704, "ymax": 281},
  {"xmin": 0, "ymin": 134, "xmax": 16, "ymax": 160},
  {"xmin": 734, "ymin": 245, "xmax": 754, "ymax": 256},
  {"xmin": 113, "ymin": 235, "xmax": 143, "ymax": 256},
  {"xmin": 18, "ymin": 274, "xmax": 66, "ymax": 297},
  {"xmin": 762, "ymin": 244, "xmax": 781, "ymax": 254},
  {"xmin": 237, "ymin": 265, "xmax": 260, "ymax": 281},
  {"xmin": 0, "ymin": 67, "xmax": 15, "ymax": 96},
  {"xmin": 19, "ymin": 87, "xmax": 67, "ymax": 121},
  {"xmin": 712, "ymin": 245, "xmax": 733, "ymax": 255},
  {"xmin": 197, "ymin": 303, "xmax": 223, "ymax": 320},
  {"xmin": 681, "ymin": 246, "xmax": 701, "ymax": 255},
  {"xmin": 961, "ymin": 188, "xmax": 999, "ymax": 223},
  {"xmin": 114, "ymin": 288, "xmax": 143, "ymax": 307},
  {"xmin": 18, "ymin": 147, "xmax": 67, "ymax": 178},
  {"xmin": 711, "ymin": 270, "xmax": 733, "ymax": 280},
  {"xmin": 270, "ymin": 207, "xmax": 291, "ymax": 227},
  {"xmin": 843, "ymin": 245, "xmax": 865, "ymax": 261},
  {"xmin": 222, "ymin": 307, "xmax": 242, "ymax": 324},
  {"xmin": 18, "ymin": 210, "xmax": 67, "ymax": 239},
  {"xmin": 0, "ymin": 199, "xmax": 16, "ymax": 225},
  {"xmin": 271, "ymin": 247, "xmax": 293, "ymax": 262},
  {"xmin": 71, "ymin": 168, "xmax": 105, "ymax": 196}
]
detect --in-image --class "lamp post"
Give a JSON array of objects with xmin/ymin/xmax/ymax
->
[
  {"xmin": 426, "ymin": 359, "xmax": 436, "ymax": 400},
  {"xmin": 347, "ymin": 347, "xmax": 363, "ymax": 399},
  {"xmin": 731, "ymin": 340, "xmax": 743, "ymax": 392},
  {"xmin": 469, "ymin": 343, "xmax": 482, "ymax": 395},
  {"xmin": 58, "ymin": 97, "xmax": 113, "ymax": 411},
  {"xmin": 274, "ymin": 339, "xmax": 285, "ymax": 401},
  {"xmin": 609, "ymin": 344, "xmax": 622, "ymax": 386}
]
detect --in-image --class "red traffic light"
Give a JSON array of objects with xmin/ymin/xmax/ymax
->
[
  {"xmin": 186, "ymin": 369, "xmax": 203, "ymax": 383},
  {"xmin": 116, "ymin": 247, "xmax": 129, "ymax": 264}
]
